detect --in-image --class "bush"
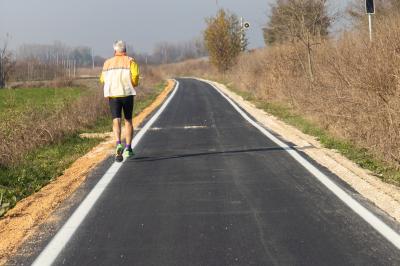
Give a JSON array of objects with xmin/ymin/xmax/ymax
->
[{"xmin": 204, "ymin": 9, "xmax": 243, "ymax": 72}]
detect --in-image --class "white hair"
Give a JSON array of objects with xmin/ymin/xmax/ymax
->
[{"xmin": 113, "ymin": 40, "xmax": 126, "ymax": 53}]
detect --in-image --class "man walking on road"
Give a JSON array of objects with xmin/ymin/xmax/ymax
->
[{"xmin": 100, "ymin": 40, "xmax": 140, "ymax": 162}]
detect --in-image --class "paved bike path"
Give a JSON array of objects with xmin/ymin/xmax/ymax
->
[{"xmin": 35, "ymin": 78, "xmax": 400, "ymax": 265}]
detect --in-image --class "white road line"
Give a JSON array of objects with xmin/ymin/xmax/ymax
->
[
  {"xmin": 202, "ymin": 79, "xmax": 400, "ymax": 250},
  {"xmin": 183, "ymin": 125, "xmax": 208, "ymax": 129},
  {"xmin": 32, "ymin": 80, "xmax": 180, "ymax": 266},
  {"xmin": 149, "ymin": 125, "xmax": 208, "ymax": 131}
]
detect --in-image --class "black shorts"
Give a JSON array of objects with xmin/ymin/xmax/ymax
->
[{"xmin": 108, "ymin": 96, "xmax": 135, "ymax": 120}]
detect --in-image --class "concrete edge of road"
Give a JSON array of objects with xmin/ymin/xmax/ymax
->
[
  {"xmin": 0, "ymin": 79, "xmax": 177, "ymax": 266},
  {"xmin": 190, "ymin": 77, "xmax": 400, "ymax": 250}
]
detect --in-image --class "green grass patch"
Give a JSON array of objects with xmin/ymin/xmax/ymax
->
[
  {"xmin": 227, "ymin": 86, "xmax": 400, "ymax": 186},
  {"xmin": 0, "ymin": 87, "xmax": 85, "ymax": 113},
  {"xmin": 0, "ymin": 135, "xmax": 102, "ymax": 216},
  {"xmin": 85, "ymin": 115, "xmax": 112, "ymax": 134},
  {"xmin": 0, "ymin": 87, "xmax": 87, "ymax": 131},
  {"xmin": 134, "ymin": 82, "xmax": 166, "ymax": 116},
  {"xmin": 0, "ymin": 82, "xmax": 168, "ymax": 216}
]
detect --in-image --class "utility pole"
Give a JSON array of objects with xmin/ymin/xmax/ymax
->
[
  {"xmin": 68, "ymin": 59, "xmax": 71, "ymax": 78},
  {"xmin": 73, "ymin": 60, "xmax": 76, "ymax": 78},
  {"xmin": 240, "ymin": 17, "xmax": 250, "ymax": 52},
  {"xmin": 368, "ymin": 14, "xmax": 373, "ymax": 42},
  {"xmin": 91, "ymin": 47, "xmax": 95, "ymax": 69}
]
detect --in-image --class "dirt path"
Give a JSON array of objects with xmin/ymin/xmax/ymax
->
[{"xmin": 0, "ymin": 80, "xmax": 175, "ymax": 265}]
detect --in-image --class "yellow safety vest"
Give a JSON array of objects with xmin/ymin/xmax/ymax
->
[{"xmin": 100, "ymin": 52, "xmax": 140, "ymax": 98}]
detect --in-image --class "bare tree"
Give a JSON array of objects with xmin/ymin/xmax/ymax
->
[
  {"xmin": 128, "ymin": 38, "xmax": 207, "ymax": 65},
  {"xmin": 264, "ymin": 0, "xmax": 331, "ymax": 45},
  {"xmin": 263, "ymin": 0, "xmax": 333, "ymax": 81},
  {"xmin": 0, "ymin": 37, "xmax": 14, "ymax": 88}
]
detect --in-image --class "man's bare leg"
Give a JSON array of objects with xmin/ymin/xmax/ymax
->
[
  {"xmin": 113, "ymin": 118, "xmax": 122, "ymax": 142},
  {"xmin": 113, "ymin": 118, "xmax": 124, "ymax": 162},
  {"xmin": 124, "ymin": 119, "xmax": 134, "ymax": 146}
]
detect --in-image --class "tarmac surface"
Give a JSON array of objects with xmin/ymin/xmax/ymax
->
[{"xmin": 32, "ymin": 78, "xmax": 400, "ymax": 265}]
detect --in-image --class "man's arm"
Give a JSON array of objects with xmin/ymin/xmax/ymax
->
[
  {"xmin": 99, "ymin": 72, "xmax": 105, "ymax": 84},
  {"xmin": 100, "ymin": 59, "xmax": 108, "ymax": 84},
  {"xmin": 130, "ymin": 60, "xmax": 140, "ymax": 87}
]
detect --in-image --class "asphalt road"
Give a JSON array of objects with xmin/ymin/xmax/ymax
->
[{"xmin": 33, "ymin": 79, "xmax": 400, "ymax": 265}]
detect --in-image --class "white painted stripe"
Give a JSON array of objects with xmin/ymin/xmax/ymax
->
[
  {"xmin": 202, "ymin": 79, "xmax": 400, "ymax": 250},
  {"xmin": 183, "ymin": 125, "xmax": 207, "ymax": 129},
  {"xmin": 149, "ymin": 125, "xmax": 208, "ymax": 131},
  {"xmin": 32, "ymin": 80, "xmax": 180, "ymax": 266}
]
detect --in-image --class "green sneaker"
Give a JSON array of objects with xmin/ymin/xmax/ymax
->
[
  {"xmin": 115, "ymin": 144, "xmax": 124, "ymax": 162},
  {"xmin": 123, "ymin": 148, "xmax": 135, "ymax": 159}
]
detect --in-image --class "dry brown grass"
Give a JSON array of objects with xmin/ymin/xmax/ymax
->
[
  {"xmin": 76, "ymin": 67, "xmax": 103, "ymax": 77},
  {"xmin": 7, "ymin": 78, "xmax": 74, "ymax": 89},
  {"xmin": 0, "ymin": 84, "xmax": 108, "ymax": 167},
  {"xmin": 154, "ymin": 58, "xmax": 211, "ymax": 79},
  {"xmin": 152, "ymin": 14, "xmax": 400, "ymax": 170},
  {"xmin": 0, "ymin": 65, "xmax": 164, "ymax": 167}
]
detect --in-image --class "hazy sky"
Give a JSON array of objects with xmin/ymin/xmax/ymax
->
[{"xmin": 0, "ymin": 0, "xmax": 351, "ymax": 57}]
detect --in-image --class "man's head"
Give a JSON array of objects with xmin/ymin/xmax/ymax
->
[{"xmin": 113, "ymin": 40, "xmax": 126, "ymax": 53}]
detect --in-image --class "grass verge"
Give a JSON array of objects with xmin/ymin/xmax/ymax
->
[
  {"xmin": 0, "ymin": 82, "xmax": 167, "ymax": 216},
  {"xmin": 0, "ymin": 135, "xmax": 101, "ymax": 216},
  {"xmin": 226, "ymin": 86, "xmax": 400, "ymax": 186}
]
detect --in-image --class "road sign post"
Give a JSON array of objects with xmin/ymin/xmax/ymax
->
[
  {"xmin": 368, "ymin": 14, "xmax": 372, "ymax": 42},
  {"xmin": 366, "ymin": 0, "xmax": 375, "ymax": 42},
  {"xmin": 240, "ymin": 17, "xmax": 250, "ymax": 51}
]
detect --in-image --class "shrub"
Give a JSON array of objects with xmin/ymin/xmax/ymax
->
[{"xmin": 204, "ymin": 9, "xmax": 244, "ymax": 72}]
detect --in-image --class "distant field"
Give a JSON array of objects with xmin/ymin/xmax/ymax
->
[
  {"xmin": 0, "ymin": 84, "xmax": 107, "ymax": 214},
  {"xmin": 0, "ymin": 87, "xmax": 92, "ymax": 166},
  {"xmin": 0, "ymin": 87, "xmax": 93, "ymax": 166},
  {"xmin": 0, "ymin": 87, "xmax": 84, "ymax": 115}
]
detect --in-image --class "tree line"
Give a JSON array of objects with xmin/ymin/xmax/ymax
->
[
  {"xmin": 203, "ymin": 0, "xmax": 331, "ymax": 74},
  {"xmin": 128, "ymin": 38, "xmax": 208, "ymax": 65},
  {"xmin": 203, "ymin": 0, "xmax": 400, "ymax": 73},
  {"xmin": 5, "ymin": 0, "xmax": 399, "ymax": 87},
  {"xmin": 0, "ymin": 37, "xmax": 208, "ymax": 87},
  {"xmin": 0, "ymin": 41, "xmax": 102, "ymax": 85}
]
